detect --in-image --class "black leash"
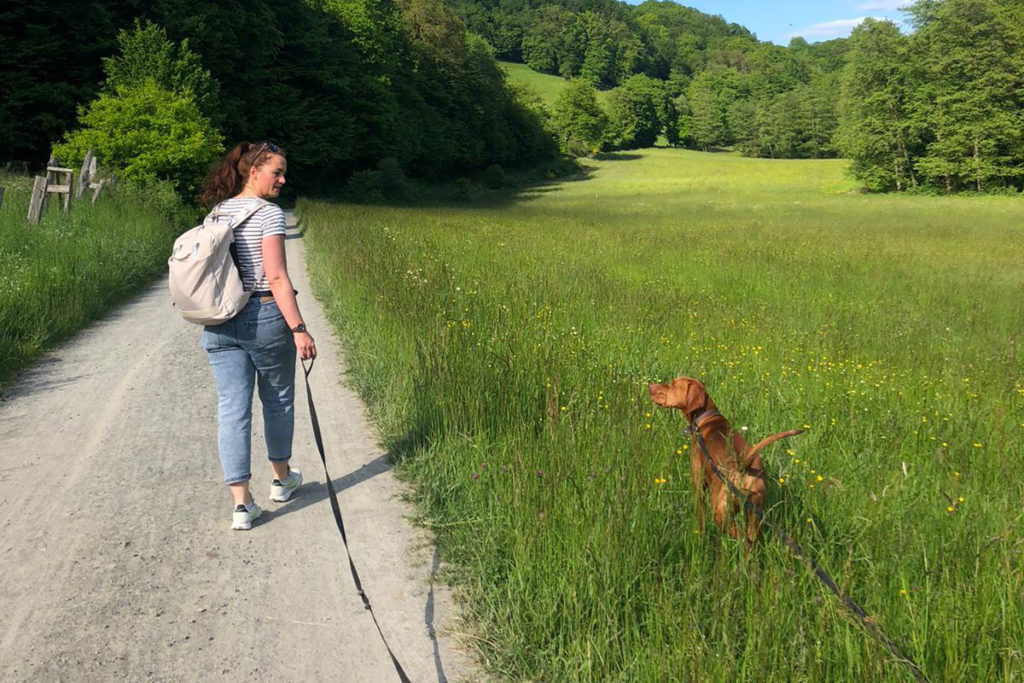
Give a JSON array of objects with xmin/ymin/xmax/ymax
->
[
  {"xmin": 689, "ymin": 424, "xmax": 929, "ymax": 683},
  {"xmin": 303, "ymin": 358, "xmax": 412, "ymax": 683}
]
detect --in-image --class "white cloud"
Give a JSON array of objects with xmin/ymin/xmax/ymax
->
[
  {"xmin": 855, "ymin": 0, "xmax": 911, "ymax": 10},
  {"xmin": 786, "ymin": 16, "xmax": 893, "ymax": 41}
]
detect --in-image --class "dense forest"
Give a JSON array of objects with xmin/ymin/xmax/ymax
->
[
  {"xmin": 0, "ymin": 0, "xmax": 555, "ymax": 196},
  {"xmin": 2, "ymin": 0, "xmax": 1023, "ymax": 194}
]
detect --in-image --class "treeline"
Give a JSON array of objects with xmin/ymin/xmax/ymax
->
[
  {"xmin": 1, "ymin": 0, "xmax": 555, "ymax": 197},
  {"xmin": 839, "ymin": 1, "xmax": 1024, "ymax": 192}
]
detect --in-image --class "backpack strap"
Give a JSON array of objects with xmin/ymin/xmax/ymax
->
[{"xmin": 214, "ymin": 198, "xmax": 273, "ymax": 290}]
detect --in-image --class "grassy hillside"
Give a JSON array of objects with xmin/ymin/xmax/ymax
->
[
  {"xmin": 300, "ymin": 150, "xmax": 1024, "ymax": 681},
  {"xmin": 501, "ymin": 60, "xmax": 612, "ymax": 108}
]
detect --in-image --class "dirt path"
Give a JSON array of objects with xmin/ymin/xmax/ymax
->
[{"xmin": 0, "ymin": 212, "xmax": 474, "ymax": 682}]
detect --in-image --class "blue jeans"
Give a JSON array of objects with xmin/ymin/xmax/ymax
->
[{"xmin": 201, "ymin": 297, "xmax": 296, "ymax": 484}]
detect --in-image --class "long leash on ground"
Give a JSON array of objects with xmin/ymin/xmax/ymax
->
[
  {"xmin": 303, "ymin": 358, "xmax": 412, "ymax": 683},
  {"xmin": 688, "ymin": 423, "xmax": 929, "ymax": 683}
]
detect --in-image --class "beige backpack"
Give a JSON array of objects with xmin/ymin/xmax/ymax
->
[{"xmin": 168, "ymin": 200, "xmax": 267, "ymax": 325}]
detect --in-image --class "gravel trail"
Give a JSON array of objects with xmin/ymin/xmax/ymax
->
[{"xmin": 0, "ymin": 211, "xmax": 473, "ymax": 682}]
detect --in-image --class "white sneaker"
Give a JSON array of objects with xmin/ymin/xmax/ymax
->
[
  {"xmin": 270, "ymin": 469, "xmax": 303, "ymax": 502},
  {"xmin": 232, "ymin": 501, "xmax": 262, "ymax": 530}
]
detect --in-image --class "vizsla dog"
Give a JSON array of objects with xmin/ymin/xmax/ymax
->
[{"xmin": 649, "ymin": 376, "xmax": 802, "ymax": 548}]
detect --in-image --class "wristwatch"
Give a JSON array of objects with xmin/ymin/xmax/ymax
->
[{"xmin": 291, "ymin": 322, "xmax": 307, "ymax": 334}]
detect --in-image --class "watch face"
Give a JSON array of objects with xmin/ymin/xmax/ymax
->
[{"xmin": 293, "ymin": 323, "xmax": 306, "ymax": 333}]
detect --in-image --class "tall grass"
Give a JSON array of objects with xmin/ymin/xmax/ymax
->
[
  {"xmin": 0, "ymin": 173, "xmax": 195, "ymax": 391},
  {"xmin": 300, "ymin": 149, "xmax": 1024, "ymax": 681}
]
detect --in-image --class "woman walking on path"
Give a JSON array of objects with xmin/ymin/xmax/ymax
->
[{"xmin": 199, "ymin": 141, "xmax": 317, "ymax": 530}]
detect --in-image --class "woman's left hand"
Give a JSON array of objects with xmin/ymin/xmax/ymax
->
[{"xmin": 295, "ymin": 331, "xmax": 316, "ymax": 360}]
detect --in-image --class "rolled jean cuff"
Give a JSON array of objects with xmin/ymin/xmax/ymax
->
[
  {"xmin": 225, "ymin": 473, "xmax": 252, "ymax": 485},
  {"xmin": 268, "ymin": 455, "xmax": 291, "ymax": 463}
]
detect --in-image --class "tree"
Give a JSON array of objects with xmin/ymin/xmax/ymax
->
[
  {"xmin": 552, "ymin": 79, "xmax": 608, "ymax": 156},
  {"xmin": 686, "ymin": 67, "xmax": 740, "ymax": 150},
  {"xmin": 836, "ymin": 19, "xmax": 920, "ymax": 191},
  {"xmin": 911, "ymin": 0, "xmax": 1024, "ymax": 191},
  {"xmin": 0, "ymin": 1, "xmax": 120, "ymax": 164},
  {"xmin": 669, "ymin": 93, "xmax": 692, "ymax": 147},
  {"xmin": 604, "ymin": 74, "xmax": 670, "ymax": 149},
  {"xmin": 102, "ymin": 20, "xmax": 218, "ymax": 120},
  {"xmin": 521, "ymin": 5, "xmax": 577, "ymax": 76}
]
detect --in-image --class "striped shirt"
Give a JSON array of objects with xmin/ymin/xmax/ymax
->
[{"xmin": 215, "ymin": 197, "xmax": 286, "ymax": 292}]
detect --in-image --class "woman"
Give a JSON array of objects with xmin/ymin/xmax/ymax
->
[{"xmin": 198, "ymin": 141, "xmax": 317, "ymax": 530}]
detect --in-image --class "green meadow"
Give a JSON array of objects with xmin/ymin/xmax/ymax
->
[{"xmin": 300, "ymin": 149, "xmax": 1023, "ymax": 681}]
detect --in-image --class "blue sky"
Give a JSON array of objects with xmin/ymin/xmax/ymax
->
[{"xmin": 653, "ymin": 1, "xmax": 914, "ymax": 46}]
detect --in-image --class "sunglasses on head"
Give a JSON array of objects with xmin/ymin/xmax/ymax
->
[{"xmin": 251, "ymin": 141, "xmax": 280, "ymax": 159}]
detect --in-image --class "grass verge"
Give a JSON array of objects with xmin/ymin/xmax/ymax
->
[{"xmin": 0, "ymin": 173, "xmax": 195, "ymax": 394}]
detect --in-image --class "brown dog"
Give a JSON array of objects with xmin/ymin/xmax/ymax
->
[{"xmin": 649, "ymin": 376, "xmax": 802, "ymax": 548}]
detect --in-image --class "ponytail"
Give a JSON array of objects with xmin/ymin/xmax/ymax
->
[{"xmin": 199, "ymin": 141, "xmax": 286, "ymax": 207}]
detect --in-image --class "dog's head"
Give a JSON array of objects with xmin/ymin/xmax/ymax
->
[{"xmin": 648, "ymin": 376, "xmax": 710, "ymax": 417}]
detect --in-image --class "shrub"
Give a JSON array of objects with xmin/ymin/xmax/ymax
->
[
  {"xmin": 482, "ymin": 163, "xmax": 506, "ymax": 189},
  {"xmin": 453, "ymin": 177, "xmax": 473, "ymax": 201},
  {"xmin": 346, "ymin": 169, "xmax": 385, "ymax": 202},
  {"xmin": 377, "ymin": 157, "xmax": 410, "ymax": 200}
]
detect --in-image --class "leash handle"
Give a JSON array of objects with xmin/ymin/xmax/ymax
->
[
  {"xmin": 690, "ymin": 426, "xmax": 929, "ymax": 683},
  {"xmin": 303, "ymin": 359, "xmax": 411, "ymax": 683}
]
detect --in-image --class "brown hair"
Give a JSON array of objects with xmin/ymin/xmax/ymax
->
[{"xmin": 199, "ymin": 141, "xmax": 287, "ymax": 207}]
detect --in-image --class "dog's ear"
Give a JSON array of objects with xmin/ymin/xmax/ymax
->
[{"xmin": 681, "ymin": 377, "xmax": 707, "ymax": 415}]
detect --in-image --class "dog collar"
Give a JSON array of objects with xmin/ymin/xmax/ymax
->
[{"xmin": 689, "ymin": 408, "xmax": 722, "ymax": 432}]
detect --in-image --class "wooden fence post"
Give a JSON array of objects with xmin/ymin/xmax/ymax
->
[
  {"xmin": 27, "ymin": 176, "xmax": 48, "ymax": 224},
  {"xmin": 0, "ymin": 186, "xmax": 5, "ymax": 209},
  {"xmin": 76, "ymin": 150, "xmax": 95, "ymax": 199}
]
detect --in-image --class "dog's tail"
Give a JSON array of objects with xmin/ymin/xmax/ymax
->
[{"xmin": 743, "ymin": 429, "xmax": 804, "ymax": 469}]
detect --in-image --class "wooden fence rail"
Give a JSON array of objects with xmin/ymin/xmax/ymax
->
[
  {"xmin": 21, "ymin": 150, "xmax": 108, "ymax": 224},
  {"xmin": 45, "ymin": 164, "xmax": 73, "ymax": 211}
]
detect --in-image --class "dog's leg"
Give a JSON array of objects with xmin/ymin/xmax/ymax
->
[
  {"xmin": 742, "ymin": 478, "xmax": 765, "ymax": 549},
  {"xmin": 743, "ymin": 500, "xmax": 761, "ymax": 549},
  {"xmin": 711, "ymin": 488, "xmax": 740, "ymax": 539},
  {"xmin": 690, "ymin": 452, "xmax": 706, "ymax": 531}
]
